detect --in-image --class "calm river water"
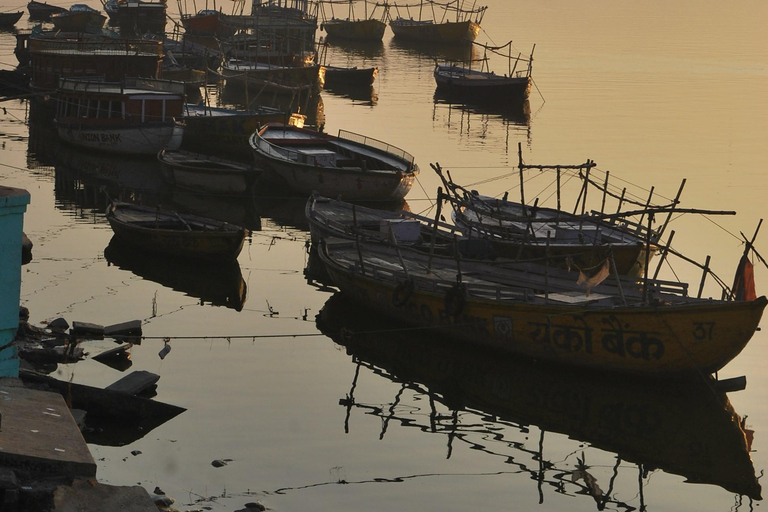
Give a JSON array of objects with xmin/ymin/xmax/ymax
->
[{"xmin": 1, "ymin": 1, "xmax": 768, "ymax": 510}]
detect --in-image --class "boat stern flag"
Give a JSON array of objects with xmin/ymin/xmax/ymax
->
[{"xmin": 731, "ymin": 253, "xmax": 757, "ymax": 301}]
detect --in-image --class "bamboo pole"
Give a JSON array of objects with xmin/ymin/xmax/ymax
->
[{"xmin": 697, "ymin": 255, "xmax": 711, "ymax": 299}]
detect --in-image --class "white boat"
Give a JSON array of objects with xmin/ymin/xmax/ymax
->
[
  {"xmin": 249, "ymin": 123, "xmax": 419, "ymax": 201},
  {"xmin": 158, "ymin": 148, "xmax": 263, "ymax": 196},
  {"xmin": 55, "ymin": 77, "xmax": 185, "ymax": 156}
]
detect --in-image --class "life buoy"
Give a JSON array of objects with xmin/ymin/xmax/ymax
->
[
  {"xmin": 392, "ymin": 278, "xmax": 414, "ymax": 307},
  {"xmin": 444, "ymin": 283, "xmax": 466, "ymax": 317}
]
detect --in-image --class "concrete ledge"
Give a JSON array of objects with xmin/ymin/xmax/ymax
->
[
  {"xmin": 0, "ymin": 384, "xmax": 96, "ymax": 478},
  {"xmin": 53, "ymin": 479, "xmax": 158, "ymax": 512}
]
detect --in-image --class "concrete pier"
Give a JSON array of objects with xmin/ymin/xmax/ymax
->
[{"xmin": 0, "ymin": 382, "xmax": 96, "ymax": 478}]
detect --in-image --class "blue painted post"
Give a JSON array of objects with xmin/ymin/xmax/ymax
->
[{"xmin": 0, "ymin": 186, "xmax": 31, "ymax": 378}]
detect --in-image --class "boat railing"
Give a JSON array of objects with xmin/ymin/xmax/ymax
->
[
  {"xmin": 28, "ymin": 36, "xmax": 163, "ymax": 56},
  {"xmin": 253, "ymin": 133, "xmax": 301, "ymax": 162},
  {"xmin": 58, "ymin": 77, "xmax": 186, "ymax": 95},
  {"xmin": 337, "ymin": 129, "xmax": 415, "ymax": 166}
]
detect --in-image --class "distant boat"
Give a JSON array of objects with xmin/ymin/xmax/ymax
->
[
  {"xmin": 249, "ymin": 123, "xmax": 419, "ymax": 201},
  {"xmin": 158, "ymin": 148, "xmax": 264, "ymax": 196},
  {"xmin": 323, "ymin": 65, "xmax": 377, "ymax": 89},
  {"xmin": 27, "ymin": 0, "xmax": 68, "ymax": 21},
  {"xmin": 434, "ymin": 42, "xmax": 534, "ymax": 107},
  {"xmin": 0, "ymin": 11, "xmax": 24, "ymax": 28},
  {"xmin": 389, "ymin": 1, "xmax": 486, "ymax": 44},
  {"xmin": 105, "ymin": 201, "xmax": 247, "ymax": 261},
  {"xmin": 181, "ymin": 9, "xmax": 235, "ymax": 38},
  {"xmin": 51, "ymin": 4, "xmax": 107, "ymax": 32},
  {"xmin": 323, "ymin": 17, "xmax": 386, "ymax": 41},
  {"xmin": 221, "ymin": 58, "xmax": 325, "ymax": 96},
  {"xmin": 54, "ymin": 77, "xmax": 185, "ymax": 155}
]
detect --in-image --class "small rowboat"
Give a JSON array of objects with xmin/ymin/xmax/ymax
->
[
  {"xmin": 158, "ymin": 148, "xmax": 263, "ymax": 196},
  {"xmin": 0, "ymin": 11, "xmax": 24, "ymax": 28},
  {"xmin": 105, "ymin": 201, "xmax": 247, "ymax": 261},
  {"xmin": 250, "ymin": 123, "xmax": 419, "ymax": 201}
]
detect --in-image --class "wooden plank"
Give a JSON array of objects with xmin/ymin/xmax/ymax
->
[{"xmin": 105, "ymin": 370, "xmax": 159, "ymax": 396}]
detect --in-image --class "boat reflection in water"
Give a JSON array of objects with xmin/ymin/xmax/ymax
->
[
  {"xmin": 104, "ymin": 237, "xmax": 247, "ymax": 311},
  {"xmin": 316, "ymin": 292, "xmax": 762, "ymax": 504},
  {"xmin": 389, "ymin": 37, "xmax": 479, "ymax": 63}
]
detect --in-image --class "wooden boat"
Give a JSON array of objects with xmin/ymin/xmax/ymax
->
[
  {"xmin": 221, "ymin": 58, "xmax": 325, "ymax": 96},
  {"xmin": 181, "ymin": 9, "xmax": 236, "ymax": 38},
  {"xmin": 250, "ymin": 123, "xmax": 419, "ymax": 201},
  {"xmin": 317, "ymin": 292, "xmax": 762, "ymax": 500},
  {"xmin": 432, "ymin": 144, "xmax": 714, "ymax": 276},
  {"xmin": 324, "ymin": 65, "xmax": 377, "ymax": 88},
  {"xmin": 434, "ymin": 43, "xmax": 534, "ymax": 106},
  {"xmin": 105, "ymin": 201, "xmax": 247, "ymax": 261},
  {"xmin": 322, "ymin": 17, "xmax": 386, "ymax": 41},
  {"xmin": 51, "ymin": 4, "xmax": 107, "ymax": 32},
  {"xmin": 55, "ymin": 77, "xmax": 185, "ymax": 155},
  {"xmin": 316, "ymin": 236, "xmax": 767, "ymax": 377},
  {"xmin": 27, "ymin": 32, "xmax": 163, "ymax": 90},
  {"xmin": 182, "ymin": 103, "xmax": 305, "ymax": 160},
  {"xmin": 306, "ymin": 194, "xmax": 468, "ymax": 251},
  {"xmin": 115, "ymin": 0, "xmax": 167, "ymax": 37},
  {"xmin": 320, "ymin": 1, "xmax": 388, "ymax": 41},
  {"xmin": 389, "ymin": 1, "xmax": 486, "ymax": 44},
  {"xmin": 27, "ymin": 0, "xmax": 68, "ymax": 20},
  {"xmin": 158, "ymin": 148, "xmax": 263, "ymax": 196},
  {"xmin": 0, "ymin": 11, "xmax": 24, "ymax": 28}
]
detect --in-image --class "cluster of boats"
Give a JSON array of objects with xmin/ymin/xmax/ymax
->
[{"xmin": 5, "ymin": 0, "xmax": 764, "ymax": 380}]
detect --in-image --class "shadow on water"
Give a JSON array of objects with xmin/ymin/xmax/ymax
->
[
  {"xmin": 388, "ymin": 37, "xmax": 479, "ymax": 63},
  {"xmin": 320, "ymin": 37, "xmax": 385, "ymax": 60},
  {"xmin": 104, "ymin": 236, "xmax": 248, "ymax": 311},
  {"xmin": 323, "ymin": 83, "xmax": 378, "ymax": 105},
  {"xmin": 315, "ymin": 292, "xmax": 762, "ymax": 504}
]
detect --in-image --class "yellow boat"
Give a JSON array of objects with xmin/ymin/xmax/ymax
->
[
  {"xmin": 317, "ymin": 292, "xmax": 762, "ymax": 500},
  {"xmin": 323, "ymin": 18, "xmax": 387, "ymax": 41},
  {"xmin": 317, "ymin": 238, "xmax": 766, "ymax": 377}
]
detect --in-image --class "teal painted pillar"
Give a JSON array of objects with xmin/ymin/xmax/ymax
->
[{"xmin": 0, "ymin": 186, "xmax": 30, "ymax": 378}]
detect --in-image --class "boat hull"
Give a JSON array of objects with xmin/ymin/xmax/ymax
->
[
  {"xmin": 221, "ymin": 61, "xmax": 325, "ymax": 94},
  {"xmin": 106, "ymin": 203, "xmax": 246, "ymax": 261},
  {"xmin": 257, "ymin": 155, "xmax": 416, "ymax": 201},
  {"xmin": 27, "ymin": 1, "xmax": 68, "ymax": 21},
  {"xmin": 319, "ymin": 240, "xmax": 767, "ymax": 376},
  {"xmin": 434, "ymin": 65, "xmax": 531, "ymax": 104},
  {"xmin": 323, "ymin": 18, "xmax": 386, "ymax": 41},
  {"xmin": 57, "ymin": 122, "xmax": 183, "ymax": 155},
  {"xmin": 0, "ymin": 11, "xmax": 24, "ymax": 27},
  {"xmin": 159, "ymin": 149, "xmax": 261, "ymax": 195},
  {"xmin": 390, "ymin": 19, "xmax": 480, "ymax": 43}
]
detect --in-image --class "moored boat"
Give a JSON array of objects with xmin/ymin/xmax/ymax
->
[
  {"xmin": 55, "ymin": 77, "xmax": 185, "ymax": 155},
  {"xmin": 323, "ymin": 65, "xmax": 377, "ymax": 89},
  {"xmin": 51, "ymin": 4, "xmax": 107, "ymax": 32},
  {"xmin": 317, "ymin": 236, "xmax": 767, "ymax": 377},
  {"xmin": 158, "ymin": 148, "xmax": 263, "ymax": 196},
  {"xmin": 249, "ymin": 123, "xmax": 419, "ymax": 201},
  {"xmin": 105, "ymin": 201, "xmax": 247, "ymax": 261},
  {"xmin": 181, "ymin": 9, "xmax": 235, "ymax": 38},
  {"xmin": 0, "ymin": 11, "xmax": 24, "ymax": 28},
  {"xmin": 27, "ymin": 32, "xmax": 164, "ymax": 89},
  {"xmin": 27, "ymin": 0, "xmax": 68, "ymax": 20},
  {"xmin": 182, "ymin": 103, "xmax": 305, "ymax": 160},
  {"xmin": 322, "ymin": 17, "xmax": 386, "ymax": 41},
  {"xmin": 389, "ymin": 1, "xmax": 486, "ymax": 44},
  {"xmin": 434, "ymin": 43, "xmax": 534, "ymax": 107},
  {"xmin": 221, "ymin": 58, "xmax": 325, "ymax": 96}
]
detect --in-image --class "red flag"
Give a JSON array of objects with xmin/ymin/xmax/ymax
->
[{"xmin": 732, "ymin": 254, "xmax": 757, "ymax": 301}]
